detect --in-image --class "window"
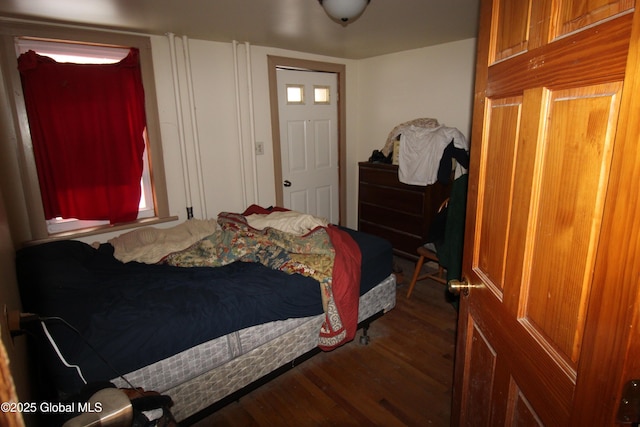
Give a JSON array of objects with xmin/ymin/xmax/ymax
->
[
  {"xmin": 286, "ymin": 84, "xmax": 305, "ymax": 104},
  {"xmin": 15, "ymin": 39, "xmax": 155, "ymax": 234},
  {"xmin": 314, "ymin": 86, "xmax": 331, "ymax": 104},
  {"xmin": 17, "ymin": 39, "xmax": 155, "ymax": 233},
  {"xmin": 2, "ymin": 25, "xmax": 171, "ymax": 240}
]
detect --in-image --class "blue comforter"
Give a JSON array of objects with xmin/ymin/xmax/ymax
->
[
  {"xmin": 15, "ymin": 226, "xmax": 392, "ymax": 397},
  {"xmin": 16, "ymin": 240, "xmax": 323, "ymax": 394}
]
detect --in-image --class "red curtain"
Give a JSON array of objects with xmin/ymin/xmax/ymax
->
[{"xmin": 18, "ymin": 48, "xmax": 147, "ymax": 224}]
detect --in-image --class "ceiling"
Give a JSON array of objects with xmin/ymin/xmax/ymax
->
[{"xmin": 0, "ymin": 0, "xmax": 480, "ymax": 59}]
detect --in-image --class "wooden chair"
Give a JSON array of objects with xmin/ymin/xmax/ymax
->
[
  {"xmin": 406, "ymin": 245, "xmax": 446, "ymax": 298},
  {"xmin": 406, "ymin": 198, "xmax": 449, "ymax": 298}
]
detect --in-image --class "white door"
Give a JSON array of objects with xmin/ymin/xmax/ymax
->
[{"xmin": 276, "ymin": 68, "xmax": 339, "ymax": 224}]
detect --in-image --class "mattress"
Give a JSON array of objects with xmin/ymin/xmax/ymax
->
[{"xmin": 115, "ymin": 274, "xmax": 397, "ymax": 421}]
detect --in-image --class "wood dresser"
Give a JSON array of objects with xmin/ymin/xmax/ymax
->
[{"xmin": 357, "ymin": 162, "xmax": 451, "ymax": 259}]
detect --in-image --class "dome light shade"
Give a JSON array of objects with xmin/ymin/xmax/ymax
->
[{"xmin": 319, "ymin": 0, "xmax": 371, "ymax": 23}]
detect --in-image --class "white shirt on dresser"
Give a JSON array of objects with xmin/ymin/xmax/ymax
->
[{"xmin": 398, "ymin": 125, "xmax": 468, "ymax": 186}]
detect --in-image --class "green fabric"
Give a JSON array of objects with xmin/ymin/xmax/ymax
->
[{"xmin": 436, "ymin": 174, "xmax": 468, "ymax": 282}]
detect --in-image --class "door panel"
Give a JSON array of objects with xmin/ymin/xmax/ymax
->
[
  {"xmin": 507, "ymin": 382, "xmax": 544, "ymax": 426},
  {"xmin": 315, "ymin": 185, "xmax": 332, "ymax": 221},
  {"xmin": 287, "ymin": 120, "xmax": 308, "ymax": 172},
  {"xmin": 523, "ymin": 83, "xmax": 620, "ymax": 366},
  {"xmin": 492, "ymin": 0, "xmax": 532, "ymax": 61},
  {"xmin": 477, "ymin": 96, "xmax": 521, "ymax": 293},
  {"xmin": 314, "ymin": 119, "xmax": 332, "ymax": 169},
  {"xmin": 556, "ymin": 0, "xmax": 634, "ymax": 36},
  {"xmin": 289, "ymin": 190, "xmax": 308, "ymax": 214},
  {"xmin": 461, "ymin": 322, "xmax": 496, "ymax": 427},
  {"xmin": 453, "ymin": 0, "xmax": 640, "ymax": 425}
]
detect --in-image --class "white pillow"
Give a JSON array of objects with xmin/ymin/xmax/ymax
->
[
  {"xmin": 245, "ymin": 211, "xmax": 329, "ymax": 235},
  {"xmin": 108, "ymin": 219, "xmax": 218, "ymax": 263}
]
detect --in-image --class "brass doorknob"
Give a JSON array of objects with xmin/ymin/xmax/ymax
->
[{"xmin": 448, "ymin": 278, "xmax": 482, "ymax": 296}]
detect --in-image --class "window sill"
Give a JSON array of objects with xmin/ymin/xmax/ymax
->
[{"xmin": 25, "ymin": 215, "xmax": 180, "ymax": 246}]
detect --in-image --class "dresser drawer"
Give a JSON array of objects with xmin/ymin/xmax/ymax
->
[
  {"xmin": 359, "ymin": 184, "xmax": 424, "ymax": 215},
  {"xmin": 360, "ymin": 167, "xmax": 406, "ymax": 187},
  {"xmin": 359, "ymin": 163, "xmax": 430, "ymax": 189},
  {"xmin": 358, "ymin": 203, "xmax": 424, "ymax": 235}
]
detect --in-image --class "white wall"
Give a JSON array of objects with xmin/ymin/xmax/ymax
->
[
  {"xmin": 0, "ymin": 28, "xmax": 476, "ymax": 243},
  {"xmin": 150, "ymin": 37, "xmax": 477, "ymax": 232},
  {"xmin": 341, "ymin": 38, "xmax": 477, "ymax": 227},
  {"xmin": 150, "ymin": 37, "xmax": 247, "ymax": 223},
  {"xmin": 355, "ymin": 38, "xmax": 477, "ymax": 160},
  {"xmin": 140, "ymin": 37, "xmax": 360, "ymax": 234}
]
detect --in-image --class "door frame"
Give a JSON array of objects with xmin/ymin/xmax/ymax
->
[{"xmin": 267, "ymin": 55, "xmax": 346, "ymax": 225}]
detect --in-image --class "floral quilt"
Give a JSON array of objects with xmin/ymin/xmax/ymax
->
[{"xmin": 162, "ymin": 210, "xmax": 361, "ymax": 350}]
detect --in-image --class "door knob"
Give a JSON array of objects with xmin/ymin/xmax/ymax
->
[
  {"xmin": 448, "ymin": 278, "xmax": 483, "ymax": 296},
  {"xmin": 283, "ymin": 180, "xmax": 292, "ymax": 187}
]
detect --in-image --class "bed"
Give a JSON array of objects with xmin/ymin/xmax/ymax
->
[{"xmin": 15, "ymin": 206, "xmax": 396, "ymax": 423}]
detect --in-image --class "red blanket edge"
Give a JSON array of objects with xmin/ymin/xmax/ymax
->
[
  {"xmin": 320, "ymin": 225, "xmax": 361, "ymax": 350},
  {"xmin": 242, "ymin": 205, "xmax": 362, "ymax": 350}
]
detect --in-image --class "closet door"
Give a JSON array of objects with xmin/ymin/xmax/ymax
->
[{"xmin": 452, "ymin": 0, "xmax": 640, "ymax": 425}]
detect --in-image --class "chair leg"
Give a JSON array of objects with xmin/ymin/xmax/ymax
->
[{"xmin": 406, "ymin": 255, "xmax": 426, "ymax": 298}]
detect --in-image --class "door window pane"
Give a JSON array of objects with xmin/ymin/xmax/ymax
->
[
  {"xmin": 314, "ymin": 86, "xmax": 330, "ymax": 104},
  {"xmin": 286, "ymin": 84, "xmax": 304, "ymax": 104}
]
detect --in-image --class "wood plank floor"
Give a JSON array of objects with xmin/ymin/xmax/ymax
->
[{"xmin": 187, "ymin": 257, "xmax": 458, "ymax": 426}]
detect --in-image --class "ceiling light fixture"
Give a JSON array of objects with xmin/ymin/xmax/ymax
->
[{"xmin": 319, "ymin": 0, "xmax": 371, "ymax": 23}]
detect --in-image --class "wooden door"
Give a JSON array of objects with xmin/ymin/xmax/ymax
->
[
  {"xmin": 0, "ymin": 190, "xmax": 28, "ymax": 426},
  {"xmin": 452, "ymin": 0, "xmax": 640, "ymax": 425}
]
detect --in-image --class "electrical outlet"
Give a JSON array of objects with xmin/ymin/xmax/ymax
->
[{"xmin": 255, "ymin": 141, "xmax": 264, "ymax": 155}]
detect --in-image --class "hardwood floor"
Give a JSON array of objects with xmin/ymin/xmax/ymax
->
[{"xmin": 187, "ymin": 257, "xmax": 458, "ymax": 426}]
